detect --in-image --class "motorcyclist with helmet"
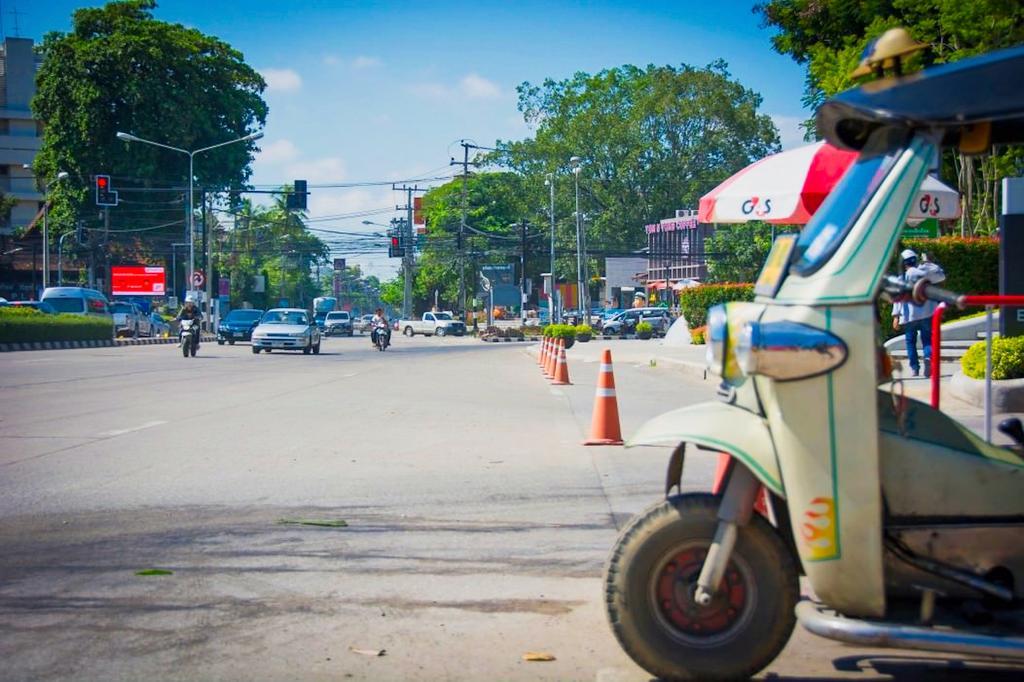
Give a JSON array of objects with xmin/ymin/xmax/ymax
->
[
  {"xmin": 176, "ymin": 298, "xmax": 203, "ymax": 352},
  {"xmin": 370, "ymin": 307, "xmax": 391, "ymax": 349}
]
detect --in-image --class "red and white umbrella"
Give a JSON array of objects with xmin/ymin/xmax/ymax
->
[{"xmin": 698, "ymin": 141, "xmax": 960, "ymax": 225}]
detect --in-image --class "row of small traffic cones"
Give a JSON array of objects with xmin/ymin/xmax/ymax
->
[{"xmin": 537, "ymin": 337, "xmax": 623, "ymax": 445}]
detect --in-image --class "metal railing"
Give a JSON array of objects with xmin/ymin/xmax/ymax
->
[{"xmin": 930, "ymin": 295, "xmax": 1024, "ymax": 441}]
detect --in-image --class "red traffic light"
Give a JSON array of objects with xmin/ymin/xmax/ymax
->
[
  {"xmin": 391, "ymin": 236, "xmax": 400, "ymax": 248},
  {"xmin": 96, "ymin": 176, "xmax": 108, "ymax": 188}
]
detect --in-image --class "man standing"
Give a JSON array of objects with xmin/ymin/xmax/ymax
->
[{"xmin": 892, "ymin": 249, "xmax": 946, "ymax": 377}]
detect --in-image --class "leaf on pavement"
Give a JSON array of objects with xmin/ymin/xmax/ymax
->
[
  {"xmin": 522, "ymin": 652, "xmax": 556, "ymax": 662},
  {"xmin": 135, "ymin": 569, "xmax": 173, "ymax": 576},
  {"xmin": 277, "ymin": 518, "xmax": 348, "ymax": 528},
  {"xmin": 350, "ymin": 647, "xmax": 386, "ymax": 657}
]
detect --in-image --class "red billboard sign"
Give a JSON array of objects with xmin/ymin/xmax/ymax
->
[{"xmin": 111, "ymin": 266, "xmax": 166, "ymax": 296}]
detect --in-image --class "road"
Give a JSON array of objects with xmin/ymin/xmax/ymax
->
[{"xmin": 0, "ymin": 337, "xmax": 1019, "ymax": 681}]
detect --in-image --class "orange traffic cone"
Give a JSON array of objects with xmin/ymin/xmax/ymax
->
[
  {"xmin": 545, "ymin": 337, "xmax": 558, "ymax": 378},
  {"xmin": 550, "ymin": 338, "xmax": 572, "ymax": 385},
  {"xmin": 583, "ymin": 349, "xmax": 623, "ymax": 445},
  {"xmin": 539, "ymin": 336, "xmax": 550, "ymax": 369}
]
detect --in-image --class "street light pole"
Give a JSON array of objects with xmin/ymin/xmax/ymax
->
[
  {"xmin": 23, "ymin": 166, "xmax": 68, "ymax": 291},
  {"xmin": 570, "ymin": 157, "xmax": 584, "ymax": 315},
  {"xmin": 546, "ymin": 173, "xmax": 557, "ymax": 323},
  {"xmin": 117, "ymin": 130, "xmax": 262, "ymax": 322}
]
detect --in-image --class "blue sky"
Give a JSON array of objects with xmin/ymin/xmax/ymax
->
[{"xmin": 22, "ymin": 0, "xmax": 809, "ymax": 277}]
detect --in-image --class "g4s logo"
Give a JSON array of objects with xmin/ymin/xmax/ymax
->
[
  {"xmin": 742, "ymin": 196, "xmax": 773, "ymax": 217},
  {"xmin": 919, "ymin": 193, "xmax": 940, "ymax": 216}
]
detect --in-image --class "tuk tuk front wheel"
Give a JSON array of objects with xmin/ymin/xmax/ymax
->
[{"xmin": 604, "ymin": 493, "xmax": 798, "ymax": 681}]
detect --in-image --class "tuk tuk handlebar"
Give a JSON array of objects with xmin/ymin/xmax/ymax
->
[{"xmin": 882, "ymin": 275, "xmax": 965, "ymax": 310}]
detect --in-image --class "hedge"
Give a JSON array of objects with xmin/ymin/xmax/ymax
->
[
  {"xmin": 961, "ymin": 336, "xmax": 1024, "ymax": 380},
  {"xmin": 0, "ymin": 308, "xmax": 113, "ymax": 343},
  {"xmin": 678, "ymin": 283, "xmax": 755, "ymax": 329},
  {"xmin": 882, "ymin": 236, "xmax": 999, "ymax": 338},
  {"xmin": 543, "ymin": 324, "xmax": 577, "ymax": 342}
]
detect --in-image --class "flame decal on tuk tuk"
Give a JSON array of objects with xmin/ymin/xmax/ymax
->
[{"xmin": 801, "ymin": 496, "xmax": 838, "ymax": 560}]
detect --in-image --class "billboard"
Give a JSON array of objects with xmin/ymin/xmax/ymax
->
[{"xmin": 111, "ymin": 266, "xmax": 165, "ymax": 296}]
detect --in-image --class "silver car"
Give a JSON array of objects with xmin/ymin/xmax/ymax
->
[
  {"xmin": 251, "ymin": 308, "xmax": 322, "ymax": 354},
  {"xmin": 110, "ymin": 302, "xmax": 152, "ymax": 338}
]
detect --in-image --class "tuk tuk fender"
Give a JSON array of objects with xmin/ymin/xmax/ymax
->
[{"xmin": 627, "ymin": 402, "xmax": 784, "ymax": 497}]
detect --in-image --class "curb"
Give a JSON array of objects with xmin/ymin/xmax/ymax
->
[
  {"xmin": 481, "ymin": 337, "xmax": 529, "ymax": 343},
  {"xmin": 948, "ymin": 370, "xmax": 1024, "ymax": 412},
  {"xmin": 0, "ymin": 334, "xmax": 216, "ymax": 353}
]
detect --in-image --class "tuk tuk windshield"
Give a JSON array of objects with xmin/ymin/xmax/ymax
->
[{"xmin": 791, "ymin": 144, "xmax": 902, "ymax": 276}]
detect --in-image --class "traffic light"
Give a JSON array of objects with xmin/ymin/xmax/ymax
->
[
  {"xmin": 388, "ymin": 235, "xmax": 405, "ymax": 258},
  {"xmin": 286, "ymin": 179, "xmax": 307, "ymax": 210},
  {"xmin": 95, "ymin": 175, "xmax": 118, "ymax": 207},
  {"xmin": 75, "ymin": 221, "xmax": 85, "ymax": 245}
]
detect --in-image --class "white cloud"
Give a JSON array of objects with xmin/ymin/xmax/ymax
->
[
  {"xmin": 323, "ymin": 54, "xmax": 341, "ymax": 66},
  {"xmin": 352, "ymin": 55, "xmax": 382, "ymax": 70},
  {"xmin": 256, "ymin": 139, "xmax": 300, "ymax": 165},
  {"xmin": 460, "ymin": 73, "xmax": 502, "ymax": 99},
  {"xmin": 409, "ymin": 82, "xmax": 451, "ymax": 99},
  {"xmin": 260, "ymin": 68, "xmax": 302, "ymax": 93},
  {"xmin": 771, "ymin": 114, "xmax": 810, "ymax": 150},
  {"xmin": 408, "ymin": 73, "xmax": 505, "ymax": 101},
  {"xmin": 285, "ymin": 157, "xmax": 347, "ymax": 184}
]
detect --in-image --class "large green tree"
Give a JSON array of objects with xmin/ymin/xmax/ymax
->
[
  {"xmin": 495, "ymin": 62, "xmax": 780, "ymax": 255},
  {"xmin": 31, "ymin": 0, "xmax": 267, "ymax": 252},
  {"xmin": 755, "ymin": 0, "xmax": 1024, "ymax": 233}
]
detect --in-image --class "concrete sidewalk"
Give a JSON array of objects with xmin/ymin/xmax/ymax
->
[{"xmin": 541, "ymin": 339, "xmax": 1019, "ymax": 446}]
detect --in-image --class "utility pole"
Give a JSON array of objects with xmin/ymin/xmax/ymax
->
[
  {"xmin": 205, "ymin": 191, "xmax": 214, "ymax": 329},
  {"xmin": 394, "ymin": 184, "xmax": 425, "ymax": 319},
  {"xmin": 546, "ymin": 173, "xmax": 557, "ymax": 323},
  {"xmin": 103, "ymin": 207, "xmax": 110, "ymax": 296},
  {"xmin": 450, "ymin": 141, "xmax": 477, "ymax": 317},
  {"xmin": 520, "ymin": 219, "xmax": 528, "ymax": 326}
]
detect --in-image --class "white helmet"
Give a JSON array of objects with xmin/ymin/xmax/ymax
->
[{"xmin": 900, "ymin": 248, "xmax": 918, "ymax": 262}]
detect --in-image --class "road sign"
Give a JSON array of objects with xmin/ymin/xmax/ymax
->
[{"xmin": 191, "ymin": 270, "xmax": 205, "ymax": 288}]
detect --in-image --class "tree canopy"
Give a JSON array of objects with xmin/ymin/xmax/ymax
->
[
  {"xmin": 494, "ymin": 62, "xmax": 780, "ymax": 255},
  {"xmin": 755, "ymin": 0, "xmax": 1024, "ymax": 233},
  {"xmin": 31, "ymin": 0, "xmax": 267, "ymax": 240}
]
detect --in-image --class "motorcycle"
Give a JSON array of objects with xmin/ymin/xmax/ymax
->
[
  {"xmin": 604, "ymin": 42, "xmax": 1024, "ymax": 680},
  {"xmin": 179, "ymin": 319, "xmax": 198, "ymax": 358},
  {"xmin": 372, "ymin": 324, "xmax": 389, "ymax": 352}
]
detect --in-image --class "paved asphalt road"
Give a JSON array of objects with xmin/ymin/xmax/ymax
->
[{"xmin": 1, "ymin": 337, "xmax": 1020, "ymax": 681}]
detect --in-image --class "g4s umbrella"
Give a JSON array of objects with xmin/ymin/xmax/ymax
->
[{"xmin": 698, "ymin": 141, "xmax": 960, "ymax": 225}]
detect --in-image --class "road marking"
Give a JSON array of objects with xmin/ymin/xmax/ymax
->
[{"xmin": 97, "ymin": 420, "xmax": 167, "ymax": 438}]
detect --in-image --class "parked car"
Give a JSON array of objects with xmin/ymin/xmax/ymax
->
[
  {"xmin": 601, "ymin": 307, "xmax": 673, "ymax": 335},
  {"xmin": 251, "ymin": 308, "xmax": 321, "ymax": 354},
  {"xmin": 398, "ymin": 311, "xmax": 466, "ymax": 337},
  {"xmin": 40, "ymin": 287, "xmax": 112, "ymax": 320},
  {"xmin": 357, "ymin": 314, "xmax": 374, "ymax": 333},
  {"xmin": 110, "ymin": 301, "xmax": 152, "ymax": 338},
  {"xmin": 150, "ymin": 312, "xmax": 171, "ymax": 337},
  {"xmin": 6, "ymin": 300, "xmax": 58, "ymax": 314},
  {"xmin": 217, "ymin": 308, "xmax": 264, "ymax": 345},
  {"xmin": 323, "ymin": 310, "xmax": 353, "ymax": 336}
]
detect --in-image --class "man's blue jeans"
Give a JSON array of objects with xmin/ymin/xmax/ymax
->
[{"xmin": 904, "ymin": 317, "xmax": 932, "ymax": 374}]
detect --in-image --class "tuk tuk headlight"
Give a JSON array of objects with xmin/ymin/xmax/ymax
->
[
  {"xmin": 706, "ymin": 304, "xmax": 728, "ymax": 376},
  {"xmin": 736, "ymin": 320, "xmax": 847, "ymax": 381}
]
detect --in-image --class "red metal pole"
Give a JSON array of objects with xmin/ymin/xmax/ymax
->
[
  {"xmin": 930, "ymin": 302, "xmax": 946, "ymax": 409},
  {"xmin": 961, "ymin": 295, "xmax": 1024, "ymax": 306}
]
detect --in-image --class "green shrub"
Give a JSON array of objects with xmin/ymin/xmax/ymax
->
[
  {"xmin": 575, "ymin": 324, "xmax": 593, "ymax": 337},
  {"xmin": 0, "ymin": 308, "xmax": 113, "ymax": 343},
  {"xmin": 544, "ymin": 324, "xmax": 577, "ymax": 341},
  {"xmin": 635, "ymin": 321, "xmax": 653, "ymax": 334},
  {"xmin": 881, "ymin": 237, "xmax": 999, "ymax": 338},
  {"xmin": 678, "ymin": 283, "xmax": 754, "ymax": 329},
  {"xmin": 690, "ymin": 325, "xmax": 707, "ymax": 345},
  {"xmin": 961, "ymin": 336, "xmax": 1024, "ymax": 380}
]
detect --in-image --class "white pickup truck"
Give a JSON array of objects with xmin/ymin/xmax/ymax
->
[{"xmin": 399, "ymin": 311, "xmax": 467, "ymax": 337}]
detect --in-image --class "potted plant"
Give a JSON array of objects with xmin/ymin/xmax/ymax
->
[
  {"xmin": 546, "ymin": 323, "xmax": 576, "ymax": 349},
  {"xmin": 636, "ymin": 321, "xmax": 654, "ymax": 340},
  {"xmin": 575, "ymin": 324, "xmax": 593, "ymax": 343}
]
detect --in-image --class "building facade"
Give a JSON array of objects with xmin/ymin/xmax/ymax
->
[
  {"xmin": 0, "ymin": 37, "xmax": 43, "ymax": 235},
  {"xmin": 645, "ymin": 209, "xmax": 715, "ymax": 284}
]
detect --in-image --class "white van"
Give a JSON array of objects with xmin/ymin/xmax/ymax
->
[{"xmin": 40, "ymin": 287, "xmax": 113, "ymax": 319}]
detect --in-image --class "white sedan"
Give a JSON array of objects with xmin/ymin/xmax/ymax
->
[{"xmin": 251, "ymin": 308, "xmax": 321, "ymax": 354}]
